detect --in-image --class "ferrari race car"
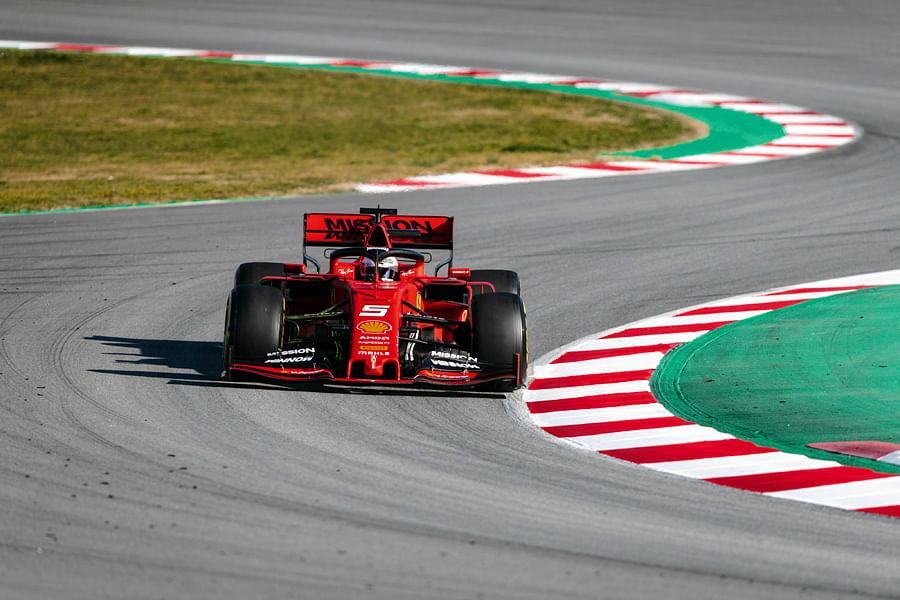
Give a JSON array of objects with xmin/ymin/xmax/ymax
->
[{"xmin": 223, "ymin": 207, "xmax": 527, "ymax": 390}]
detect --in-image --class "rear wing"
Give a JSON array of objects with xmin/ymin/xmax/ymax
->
[
  {"xmin": 303, "ymin": 213, "xmax": 374, "ymax": 247},
  {"xmin": 303, "ymin": 209, "xmax": 454, "ymax": 273}
]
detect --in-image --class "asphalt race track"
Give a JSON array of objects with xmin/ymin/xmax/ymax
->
[{"xmin": 2, "ymin": 1, "xmax": 900, "ymax": 598}]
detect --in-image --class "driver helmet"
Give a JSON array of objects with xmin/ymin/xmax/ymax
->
[
  {"xmin": 378, "ymin": 256, "xmax": 399, "ymax": 281},
  {"xmin": 357, "ymin": 256, "xmax": 399, "ymax": 281}
]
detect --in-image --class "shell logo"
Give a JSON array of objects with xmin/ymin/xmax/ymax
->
[{"xmin": 357, "ymin": 320, "xmax": 392, "ymax": 334}]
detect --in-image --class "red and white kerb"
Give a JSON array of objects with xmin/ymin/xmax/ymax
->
[{"xmin": 523, "ymin": 270, "xmax": 900, "ymax": 518}]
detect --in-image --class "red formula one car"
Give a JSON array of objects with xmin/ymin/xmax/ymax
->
[{"xmin": 223, "ymin": 207, "xmax": 527, "ymax": 390}]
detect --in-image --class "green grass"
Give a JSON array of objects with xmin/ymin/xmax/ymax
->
[{"xmin": 0, "ymin": 49, "xmax": 703, "ymax": 213}]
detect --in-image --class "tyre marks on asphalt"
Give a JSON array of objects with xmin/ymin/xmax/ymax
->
[{"xmin": 523, "ymin": 270, "xmax": 900, "ymax": 518}]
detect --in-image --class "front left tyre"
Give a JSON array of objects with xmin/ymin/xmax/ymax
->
[
  {"xmin": 468, "ymin": 269, "xmax": 521, "ymax": 296},
  {"xmin": 470, "ymin": 292, "xmax": 527, "ymax": 391}
]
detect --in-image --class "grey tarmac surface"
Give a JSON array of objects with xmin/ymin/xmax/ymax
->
[{"xmin": 2, "ymin": 1, "xmax": 900, "ymax": 598}]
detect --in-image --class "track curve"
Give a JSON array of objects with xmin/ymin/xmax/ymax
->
[{"xmin": 2, "ymin": 1, "xmax": 900, "ymax": 598}]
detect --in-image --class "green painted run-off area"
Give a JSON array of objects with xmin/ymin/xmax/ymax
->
[{"xmin": 651, "ymin": 286, "xmax": 900, "ymax": 474}]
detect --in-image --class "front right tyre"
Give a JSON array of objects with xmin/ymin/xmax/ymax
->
[
  {"xmin": 223, "ymin": 284, "xmax": 284, "ymax": 379},
  {"xmin": 234, "ymin": 262, "xmax": 285, "ymax": 286}
]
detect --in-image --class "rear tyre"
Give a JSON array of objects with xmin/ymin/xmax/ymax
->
[
  {"xmin": 471, "ymin": 292, "xmax": 527, "ymax": 391},
  {"xmin": 234, "ymin": 262, "xmax": 285, "ymax": 286},
  {"xmin": 469, "ymin": 269, "xmax": 520, "ymax": 296},
  {"xmin": 224, "ymin": 284, "xmax": 284, "ymax": 379}
]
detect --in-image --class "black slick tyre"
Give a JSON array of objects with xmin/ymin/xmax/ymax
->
[
  {"xmin": 234, "ymin": 262, "xmax": 285, "ymax": 286},
  {"xmin": 224, "ymin": 284, "xmax": 284, "ymax": 377},
  {"xmin": 471, "ymin": 292, "xmax": 527, "ymax": 391},
  {"xmin": 468, "ymin": 269, "xmax": 520, "ymax": 296}
]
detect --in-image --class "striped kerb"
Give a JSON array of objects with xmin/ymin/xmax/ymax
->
[{"xmin": 524, "ymin": 273, "xmax": 900, "ymax": 517}]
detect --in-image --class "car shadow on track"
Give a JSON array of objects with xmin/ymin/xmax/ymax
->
[{"xmin": 85, "ymin": 335, "xmax": 503, "ymax": 398}]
